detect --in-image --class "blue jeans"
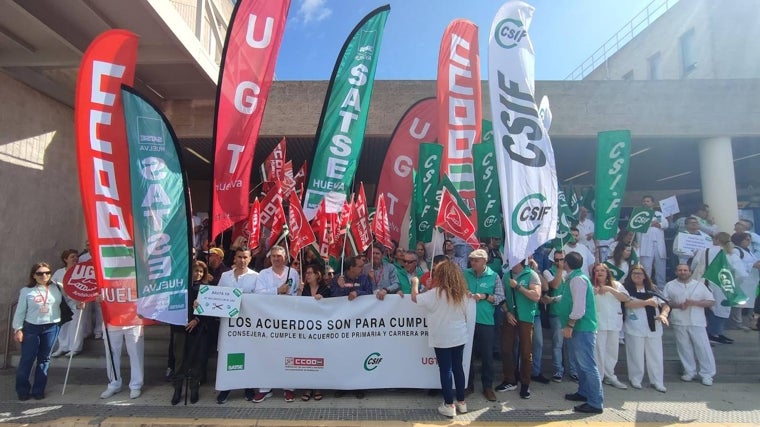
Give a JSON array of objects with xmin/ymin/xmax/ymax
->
[
  {"xmin": 549, "ymin": 316, "xmax": 578, "ymax": 377},
  {"xmin": 16, "ymin": 322, "xmax": 60, "ymax": 398},
  {"xmin": 706, "ymin": 309, "xmax": 726, "ymax": 336},
  {"xmin": 469, "ymin": 324, "xmax": 495, "ymax": 390},
  {"xmin": 435, "ymin": 345, "xmax": 465, "ymax": 404},
  {"xmin": 570, "ymin": 331, "xmax": 604, "ymax": 409},
  {"xmin": 532, "ymin": 315, "xmax": 543, "ymax": 376}
]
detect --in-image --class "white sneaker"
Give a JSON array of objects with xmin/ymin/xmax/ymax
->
[
  {"xmin": 100, "ymin": 386, "xmax": 122, "ymax": 399},
  {"xmin": 455, "ymin": 401, "xmax": 468, "ymax": 414},
  {"xmin": 129, "ymin": 389, "xmax": 141, "ymax": 399},
  {"xmin": 603, "ymin": 377, "xmax": 628, "ymax": 389},
  {"xmin": 630, "ymin": 382, "xmax": 642, "ymax": 389},
  {"xmin": 701, "ymin": 377, "xmax": 713, "ymax": 386},
  {"xmin": 653, "ymin": 384, "xmax": 667, "ymax": 393},
  {"xmin": 680, "ymin": 374, "xmax": 694, "ymax": 382},
  {"xmin": 437, "ymin": 403, "xmax": 456, "ymax": 418}
]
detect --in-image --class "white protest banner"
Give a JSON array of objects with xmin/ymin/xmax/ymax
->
[
  {"xmin": 194, "ymin": 285, "xmax": 242, "ymax": 318},
  {"xmin": 216, "ymin": 294, "xmax": 475, "ymax": 390},
  {"xmin": 659, "ymin": 195, "xmax": 680, "ymax": 218},
  {"xmin": 676, "ymin": 232, "xmax": 712, "ymax": 253}
]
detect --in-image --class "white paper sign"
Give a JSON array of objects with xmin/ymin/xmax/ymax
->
[
  {"xmin": 676, "ymin": 232, "xmax": 712, "ymax": 253},
  {"xmin": 194, "ymin": 285, "xmax": 242, "ymax": 318},
  {"xmin": 215, "ymin": 294, "xmax": 476, "ymax": 390},
  {"xmin": 659, "ymin": 196, "xmax": 680, "ymax": 218}
]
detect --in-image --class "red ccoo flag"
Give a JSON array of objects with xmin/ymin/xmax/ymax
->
[
  {"xmin": 436, "ymin": 186, "xmax": 480, "ymax": 250},
  {"xmin": 246, "ymin": 198, "xmax": 261, "ymax": 250},
  {"xmin": 287, "ymin": 191, "xmax": 316, "ymax": 259}
]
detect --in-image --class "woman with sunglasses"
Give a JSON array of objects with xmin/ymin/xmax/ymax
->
[
  {"xmin": 12, "ymin": 262, "xmax": 80, "ymax": 400},
  {"xmin": 622, "ymin": 265, "xmax": 668, "ymax": 392}
]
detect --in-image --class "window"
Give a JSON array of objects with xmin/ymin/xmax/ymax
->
[
  {"xmin": 622, "ymin": 70, "xmax": 634, "ymax": 80},
  {"xmin": 680, "ymin": 28, "xmax": 697, "ymax": 76},
  {"xmin": 648, "ymin": 52, "xmax": 662, "ymax": 80}
]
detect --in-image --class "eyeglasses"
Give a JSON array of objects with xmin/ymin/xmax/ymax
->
[
  {"xmin": 35, "ymin": 271, "xmax": 52, "ymax": 276},
  {"xmin": 631, "ymin": 272, "xmax": 644, "ymax": 276}
]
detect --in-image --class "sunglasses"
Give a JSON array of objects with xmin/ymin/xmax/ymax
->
[{"xmin": 35, "ymin": 271, "xmax": 52, "ymax": 276}]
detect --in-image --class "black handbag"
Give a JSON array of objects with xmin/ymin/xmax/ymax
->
[{"xmin": 57, "ymin": 284, "xmax": 74, "ymax": 325}]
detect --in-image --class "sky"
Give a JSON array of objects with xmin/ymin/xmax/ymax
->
[{"xmin": 274, "ymin": 0, "xmax": 659, "ymax": 81}]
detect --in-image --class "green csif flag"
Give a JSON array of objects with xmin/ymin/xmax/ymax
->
[
  {"xmin": 703, "ymin": 250, "xmax": 749, "ymax": 306},
  {"xmin": 416, "ymin": 143, "xmax": 443, "ymax": 242},
  {"xmin": 302, "ymin": 5, "xmax": 390, "ymax": 220},
  {"xmin": 473, "ymin": 122, "xmax": 502, "ymax": 238},
  {"xmin": 121, "ymin": 86, "xmax": 191, "ymax": 326},
  {"xmin": 595, "ymin": 130, "xmax": 631, "ymax": 240},
  {"xmin": 627, "ymin": 207, "xmax": 654, "ymax": 233},
  {"xmin": 407, "ymin": 170, "xmax": 418, "ymax": 250},
  {"xmin": 580, "ymin": 186, "xmax": 595, "ymax": 214}
]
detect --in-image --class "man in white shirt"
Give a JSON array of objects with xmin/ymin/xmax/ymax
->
[
  {"xmin": 673, "ymin": 217, "xmax": 711, "ymax": 265},
  {"xmin": 560, "ymin": 228, "xmax": 595, "ymax": 276},
  {"xmin": 636, "ymin": 195, "xmax": 669, "ymax": 290},
  {"xmin": 736, "ymin": 219, "xmax": 760, "ymax": 258},
  {"xmin": 251, "ymin": 245, "xmax": 300, "ymax": 403},
  {"xmin": 216, "ymin": 247, "xmax": 259, "ymax": 403},
  {"xmin": 576, "ymin": 207, "xmax": 596, "ymax": 256},
  {"xmin": 661, "ymin": 264, "xmax": 716, "ymax": 386}
]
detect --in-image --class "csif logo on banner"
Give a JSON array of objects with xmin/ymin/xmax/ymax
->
[
  {"xmin": 512, "ymin": 193, "xmax": 552, "ymax": 236},
  {"xmin": 628, "ymin": 210, "xmax": 651, "ymax": 229},
  {"xmin": 363, "ymin": 352, "xmax": 383, "ymax": 371},
  {"xmin": 603, "ymin": 216, "xmax": 617, "ymax": 231},
  {"xmin": 494, "ymin": 18, "xmax": 527, "ymax": 49}
]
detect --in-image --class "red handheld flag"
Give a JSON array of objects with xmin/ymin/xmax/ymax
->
[{"xmin": 436, "ymin": 187, "xmax": 480, "ymax": 250}]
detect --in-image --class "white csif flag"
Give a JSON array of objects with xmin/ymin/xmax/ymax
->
[{"xmin": 488, "ymin": 1, "xmax": 558, "ymax": 267}]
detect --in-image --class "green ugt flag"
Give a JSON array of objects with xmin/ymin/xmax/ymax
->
[
  {"xmin": 302, "ymin": 5, "xmax": 390, "ymax": 220},
  {"xmin": 595, "ymin": 130, "xmax": 631, "ymax": 240},
  {"xmin": 472, "ymin": 126, "xmax": 503, "ymax": 239},
  {"xmin": 704, "ymin": 249, "xmax": 748, "ymax": 306}
]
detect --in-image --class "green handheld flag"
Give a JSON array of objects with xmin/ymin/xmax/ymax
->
[
  {"xmin": 416, "ymin": 143, "xmax": 443, "ymax": 242},
  {"xmin": 472, "ymin": 133, "xmax": 503, "ymax": 239},
  {"xmin": 627, "ymin": 207, "xmax": 654, "ymax": 233},
  {"xmin": 703, "ymin": 250, "xmax": 748, "ymax": 306}
]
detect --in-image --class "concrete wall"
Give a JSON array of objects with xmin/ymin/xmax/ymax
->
[
  {"xmin": 0, "ymin": 72, "xmax": 84, "ymax": 356},
  {"xmin": 585, "ymin": 0, "xmax": 760, "ymax": 81}
]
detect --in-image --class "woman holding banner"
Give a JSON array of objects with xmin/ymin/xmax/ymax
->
[
  {"xmin": 52, "ymin": 249, "xmax": 87, "ymax": 357},
  {"xmin": 411, "ymin": 260, "xmax": 468, "ymax": 418},
  {"xmin": 13, "ymin": 262, "xmax": 80, "ymax": 400},
  {"xmin": 299, "ymin": 263, "xmax": 332, "ymax": 401}
]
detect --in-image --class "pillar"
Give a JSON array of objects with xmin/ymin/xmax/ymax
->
[{"xmin": 698, "ymin": 137, "xmax": 739, "ymax": 232}]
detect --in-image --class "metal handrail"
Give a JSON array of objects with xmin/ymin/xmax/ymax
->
[
  {"xmin": 564, "ymin": 0, "xmax": 679, "ymax": 80},
  {"xmin": 3, "ymin": 302, "xmax": 18, "ymax": 370}
]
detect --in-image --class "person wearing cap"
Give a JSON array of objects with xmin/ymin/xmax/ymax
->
[
  {"xmin": 462, "ymin": 248, "xmax": 505, "ymax": 402},
  {"xmin": 496, "ymin": 259, "xmax": 541, "ymax": 399},
  {"xmin": 206, "ymin": 247, "xmax": 230, "ymax": 286}
]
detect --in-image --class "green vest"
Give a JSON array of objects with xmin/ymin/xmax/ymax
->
[
  {"xmin": 464, "ymin": 267, "xmax": 498, "ymax": 325},
  {"xmin": 396, "ymin": 265, "xmax": 422, "ymax": 294},
  {"xmin": 546, "ymin": 266, "xmax": 566, "ymax": 316},
  {"xmin": 504, "ymin": 267, "xmax": 539, "ymax": 323},
  {"xmin": 557, "ymin": 269, "xmax": 597, "ymax": 332}
]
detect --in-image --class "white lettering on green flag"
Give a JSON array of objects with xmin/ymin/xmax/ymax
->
[
  {"xmin": 595, "ymin": 130, "xmax": 631, "ymax": 240},
  {"xmin": 303, "ymin": 5, "xmax": 390, "ymax": 220},
  {"xmin": 473, "ymin": 122, "xmax": 502, "ymax": 239},
  {"xmin": 416, "ymin": 143, "xmax": 443, "ymax": 242},
  {"xmin": 122, "ymin": 87, "xmax": 191, "ymax": 326}
]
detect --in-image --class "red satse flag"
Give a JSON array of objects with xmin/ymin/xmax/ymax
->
[
  {"xmin": 373, "ymin": 193, "xmax": 393, "ymax": 250},
  {"xmin": 436, "ymin": 186, "xmax": 480, "ymax": 250},
  {"xmin": 287, "ymin": 191, "xmax": 316, "ymax": 259},
  {"xmin": 246, "ymin": 198, "xmax": 261, "ymax": 250},
  {"xmin": 260, "ymin": 137, "xmax": 287, "ymax": 182},
  {"xmin": 211, "ymin": 0, "xmax": 291, "ymax": 241}
]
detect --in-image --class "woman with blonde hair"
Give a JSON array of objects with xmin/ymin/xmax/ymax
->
[
  {"xmin": 411, "ymin": 260, "xmax": 469, "ymax": 418},
  {"xmin": 591, "ymin": 263, "xmax": 630, "ymax": 390}
]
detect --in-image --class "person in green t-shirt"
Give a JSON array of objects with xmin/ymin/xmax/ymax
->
[{"xmin": 495, "ymin": 259, "xmax": 541, "ymax": 399}]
